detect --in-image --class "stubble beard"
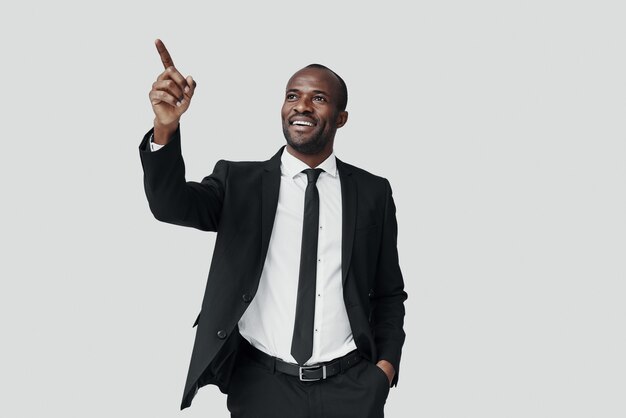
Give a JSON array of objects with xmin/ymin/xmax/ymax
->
[{"xmin": 283, "ymin": 125, "xmax": 331, "ymax": 155}]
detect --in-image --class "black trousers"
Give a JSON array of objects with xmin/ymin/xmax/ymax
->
[{"xmin": 226, "ymin": 343, "xmax": 390, "ymax": 418}]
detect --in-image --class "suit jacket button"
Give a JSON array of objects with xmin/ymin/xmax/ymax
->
[
  {"xmin": 242, "ymin": 293, "xmax": 252, "ymax": 303},
  {"xmin": 217, "ymin": 330, "xmax": 227, "ymax": 339}
]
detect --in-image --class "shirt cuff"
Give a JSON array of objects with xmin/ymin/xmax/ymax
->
[{"xmin": 149, "ymin": 133, "xmax": 165, "ymax": 152}]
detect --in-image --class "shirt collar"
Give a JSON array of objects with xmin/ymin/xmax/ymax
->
[{"xmin": 281, "ymin": 147, "xmax": 338, "ymax": 179}]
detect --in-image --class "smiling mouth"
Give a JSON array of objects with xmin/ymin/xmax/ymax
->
[{"xmin": 290, "ymin": 120, "xmax": 315, "ymax": 127}]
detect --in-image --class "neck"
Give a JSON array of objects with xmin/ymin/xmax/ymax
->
[{"xmin": 285, "ymin": 144, "xmax": 333, "ymax": 168}]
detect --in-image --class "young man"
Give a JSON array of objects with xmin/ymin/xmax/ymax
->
[{"xmin": 139, "ymin": 39, "xmax": 407, "ymax": 418}]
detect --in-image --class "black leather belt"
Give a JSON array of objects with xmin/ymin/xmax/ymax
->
[{"xmin": 243, "ymin": 340, "xmax": 362, "ymax": 382}]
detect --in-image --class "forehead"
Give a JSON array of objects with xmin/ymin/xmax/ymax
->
[{"xmin": 286, "ymin": 68, "xmax": 341, "ymax": 95}]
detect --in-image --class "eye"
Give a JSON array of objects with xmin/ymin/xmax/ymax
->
[
  {"xmin": 286, "ymin": 93, "xmax": 297, "ymax": 101},
  {"xmin": 313, "ymin": 96, "xmax": 327, "ymax": 102}
]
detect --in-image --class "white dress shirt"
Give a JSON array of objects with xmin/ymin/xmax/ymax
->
[{"xmin": 150, "ymin": 137, "xmax": 356, "ymax": 365}]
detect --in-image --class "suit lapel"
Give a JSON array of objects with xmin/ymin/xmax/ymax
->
[
  {"xmin": 260, "ymin": 147, "xmax": 283, "ymax": 270},
  {"xmin": 337, "ymin": 159, "xmax": 357, "ymax": 286},
  {"xmin": 260, "ymin": 151, "xmax": 357, "ymax": 286}
]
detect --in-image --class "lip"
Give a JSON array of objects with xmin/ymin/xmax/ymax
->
[
  {"xmin": 289, "ymin": 117, "xmax": 317, "ymax": 127},
  {"xmin": 290, "ymin": 124, "xmax": 315, "ymax": 132}
]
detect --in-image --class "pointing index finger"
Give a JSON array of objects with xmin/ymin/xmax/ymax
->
[{"xmin": 155, "ymin": 38, "xmax": 175, "ymax": 69}]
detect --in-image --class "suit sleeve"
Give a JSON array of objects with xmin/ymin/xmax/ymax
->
[
  {"xmin": 139, "ymin": 127, "xmax": 228, "ymax": 231},
  {"xmin": 371, "ymin": 178, "xmax": 407, "ymax": 387}
]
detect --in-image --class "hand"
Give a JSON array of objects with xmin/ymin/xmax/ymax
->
[
  {"xmin": 376, "ymin": 359, "xmax": 395, "ymax": 386},
  {"xmin": 148, "ymin": 39, "xmax": 197, "ymax": 144}
]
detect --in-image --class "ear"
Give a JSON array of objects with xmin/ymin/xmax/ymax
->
[{"xmin": 335, "ymin": 111, "xmax": 349, "ymax": 128}]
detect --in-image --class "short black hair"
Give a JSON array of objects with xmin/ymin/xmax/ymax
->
[{"xmin": 304, "ymin": 63, "xmax": 348, "ymax": 112}]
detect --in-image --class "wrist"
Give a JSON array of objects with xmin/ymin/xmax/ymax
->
[
  {"xmin": 376, "ymin": 359, "xmax": 396, "ymax": 384},
  {"xmin": 153, "ymin": 118, "xmax": 179, "ymax": 145}
]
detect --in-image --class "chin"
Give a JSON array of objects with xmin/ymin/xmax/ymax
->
[{"xmin": 286, "ymin": 136, "xmax": 328, "ymax": 155}]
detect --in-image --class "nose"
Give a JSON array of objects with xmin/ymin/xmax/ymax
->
[{"xmin": 294, "ymin": 96, "xmax": 313, "ymax": 113}]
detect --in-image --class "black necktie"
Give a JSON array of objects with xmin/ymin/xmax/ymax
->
[{"xmin": 291, "ymin": 168, "xmax": 324, "ymax": 365}]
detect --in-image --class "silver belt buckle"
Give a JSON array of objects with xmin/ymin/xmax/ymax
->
[{"xmin": 299, "ymin": 364, "xmax": 327, "ymax": 382}]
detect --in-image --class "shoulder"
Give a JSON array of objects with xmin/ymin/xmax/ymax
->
[
  {"xmin": 337, "ymin": 159, "xmax": 392, "ymax": 192},
  {"xmin": 213, "ymin": 147, "xmax": 283, "ymax": 174},
  {"xmin": 216, "ymin": 159, "xmax": 267, "ymax": 171},
  {"xmin": 207, "ymin": 148, "xmax": 282, "ymax": 187}
]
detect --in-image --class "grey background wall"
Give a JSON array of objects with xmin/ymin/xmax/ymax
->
[{"xmin": 1, "ymin": 1, "xmax": 624, "ymax": 417}]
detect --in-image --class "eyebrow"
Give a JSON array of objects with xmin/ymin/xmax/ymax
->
[{"xmin": 286, "ymin": 88, "xmax": 330, "ymax": 96}]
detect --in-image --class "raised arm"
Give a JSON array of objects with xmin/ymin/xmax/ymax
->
[{"xmin": 140, "ymin": 40, "xmax": 225, "ymax": 232}]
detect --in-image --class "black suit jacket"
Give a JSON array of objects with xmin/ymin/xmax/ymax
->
[{"xmin": 139, "ymin": 128, "xmax": 407, "ymax": 410}]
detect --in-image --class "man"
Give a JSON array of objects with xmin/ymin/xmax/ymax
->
[{"xmin": 139, "ymin": 39, "xmax": 407, "ymax": 418}]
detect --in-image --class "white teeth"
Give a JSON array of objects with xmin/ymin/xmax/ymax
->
[{"xmin": 292, "ymin": 120, "xmax": 313, "ymax": 126}]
